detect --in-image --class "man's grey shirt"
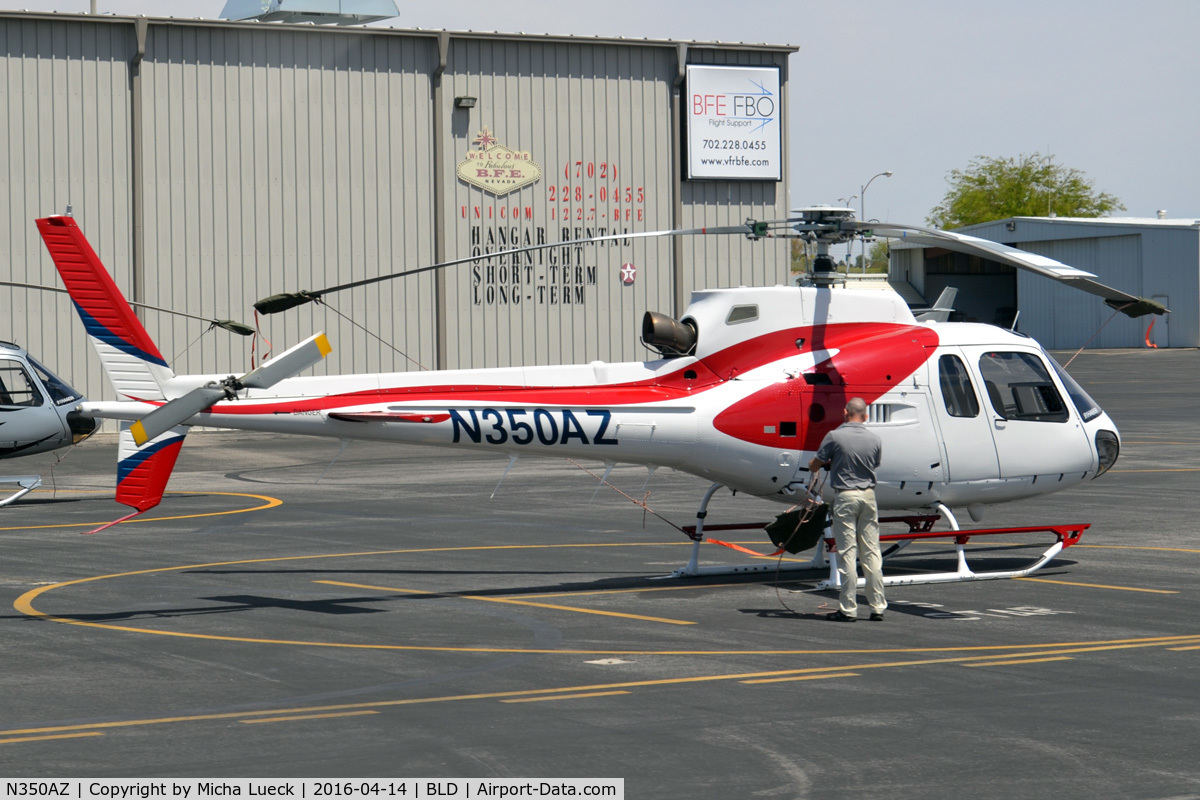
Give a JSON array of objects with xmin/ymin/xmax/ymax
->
[{"xmin": 815, "ymin": 422, "xmax": 883, "ymax": 491}]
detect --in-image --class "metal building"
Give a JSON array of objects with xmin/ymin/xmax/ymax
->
[
  {"xmin": 0, "ymin": 11, "xmax": 795, "ymax": 408},
  {"xmin": 889, "ymin": 216, "xmax": 1200, "ymax": 348}
]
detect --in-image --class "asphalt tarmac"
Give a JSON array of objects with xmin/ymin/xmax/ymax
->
[{"xmin": 1, "ymin": 348, "xmax": 1199, "ymax": 799}]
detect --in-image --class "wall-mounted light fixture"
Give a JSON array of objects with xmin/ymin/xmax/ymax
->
[
  {"xmin": 454, "ymin": 96, "xmax": 477, "ymax": 109},
  {"xmin": 1005, "ymin": 221, "xmax": 1017, "ymax": 232}
]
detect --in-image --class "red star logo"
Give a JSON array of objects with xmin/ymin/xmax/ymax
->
[
  {"xmin": 473, "ymin": 127, "xmax": 498, "ymax": 150},
  {"xmin": 620, "ymin": 263, "xmax": 637, "ymax": 285}
]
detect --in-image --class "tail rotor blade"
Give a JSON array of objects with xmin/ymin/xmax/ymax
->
[
  {"xmin": 238, "ymin": 332, "xmax": 331, "ymax": 389},
  {"xmin": 130, "ymin": 332, "xmax": 331, "ymax": 446},
  {"xmin": 130, "ymin": 385, "xmax": 228, "ymax": 446}
]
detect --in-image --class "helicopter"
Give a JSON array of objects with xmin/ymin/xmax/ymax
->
[
  {"xmin": 0, "ymin": 339, "xmax": 96, "ymax": 506},
  {"xmin": 34, "ymin": 209, "xmax": 1165, "ymax": 584},
  {"xmin": 0, "ymin": 276, "xmax": 254, "ymax": 507}
]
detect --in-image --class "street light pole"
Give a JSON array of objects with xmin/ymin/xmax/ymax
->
[
  {"xmin": 838, "ymin": 196, "xmax": 857, "ymax": 269},
  {"xmin": 860, "ymin": 170, "xmax": 893, "ymax": 273}
]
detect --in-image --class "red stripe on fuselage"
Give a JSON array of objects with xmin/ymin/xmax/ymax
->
[
  {"xmin": 194, "ymin": 322, "xmax": 937, "ymax": 455},
  {"xmin": 713, "ymin": 323, "xmax": 939, "ymax": 450}
]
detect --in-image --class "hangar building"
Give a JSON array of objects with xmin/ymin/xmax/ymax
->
[
  {"xmin": 889, "ymin": 216, "xmax": 1200, "ymax": 349},
  {"xmin": 0, "ymin": 10, "xmax": 795, "ymax": 406}
]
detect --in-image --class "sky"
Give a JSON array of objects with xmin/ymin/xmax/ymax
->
[{"xmin": 6, "ymin": 0, "xmax": 1198, "ymax": 227}]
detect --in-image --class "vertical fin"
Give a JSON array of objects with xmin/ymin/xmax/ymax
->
[
  {"xmin": 116, "ymin": 424, "xmax": 186, "ymax": 512},
  {"xmin": 36, "ymin": 216, "xmax": 187, "ymax": 526},
  {"xmin": 35, "ymin": 215, "xmax": 173, "ymax": 401}
]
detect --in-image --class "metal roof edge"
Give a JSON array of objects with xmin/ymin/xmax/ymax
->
[
  {"xmin": 0, "ymin": 10, "xmax": 798, "ymax": 52},
  {"xmin": 960, "ymin": 216, "xmax": 1200, "ymax": 231}
]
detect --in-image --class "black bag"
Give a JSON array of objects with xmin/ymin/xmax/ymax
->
[{"xmin": 765, "ymin": 504, "xmax": 827, "ymax": 554}]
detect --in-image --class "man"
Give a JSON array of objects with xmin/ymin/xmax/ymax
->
[{"xmin": 808, "ymin": 397, "xmax": 886, "ymax": 622}]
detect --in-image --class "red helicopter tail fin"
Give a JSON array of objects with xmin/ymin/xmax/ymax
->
[
  {"xmin": 36, "ymin": 215, "xmax": 175, "ymax": 402},
  {"xmin": 37, "ymin": 215, "xmax": 187, "ymax": 527}
]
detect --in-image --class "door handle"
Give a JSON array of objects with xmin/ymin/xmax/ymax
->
[{"xmin": 993, "ymin": 417, "xmax": 1006, "ymax": 430}]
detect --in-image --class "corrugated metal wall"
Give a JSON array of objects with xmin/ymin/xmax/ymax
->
[
  {"xmin": 0, "ymin": 16, "xmax": 133, "ymax": 404},
  {"xmin": 139, "ymin": 24, "xmax": 439, "ymax": 379},
  {"xmin": 443, "ymin": 39, "xmax": 676, "ymax": 369},
  {"xmin": 1, "ymin": 12, "xmax": 793, "ymax": 408},
  {"xmin": 897, "ymin": 218, "xmax": 1199, "ymax": 349},
  {"xmin": 1017, "ymin": 235, "xmax": 1143, "ymax": 349}
]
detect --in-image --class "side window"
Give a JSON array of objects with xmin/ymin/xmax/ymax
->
[
  {"xmin": 938, "ymin": 354, "xmax": 980, "ymax": 418},
  {"xmin": 0, "ymin": 361, "xmax": 43, "ymax": 407},
  {"xmin": 978, "ymin": 352, "xmax": 1069, "ymax": 422},
  {"xmin": 28, "ymin": 356, "xmax": 82, "ymax": 405}
]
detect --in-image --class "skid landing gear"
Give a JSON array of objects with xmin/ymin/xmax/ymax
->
[
  {"xmin": 0, "ymin": 476, "xmax": 41, "ymax": 507},
  {"xmin": 659, "ymin": 483, "xmax": 830, "ymax": 579},
  {"xmin": 660, "ymin": 491, "xmax": 1089, "ymax": 586},
  {"xmin": 816, "ymin": 503, "xmax": 1090, "ymax": 588}
]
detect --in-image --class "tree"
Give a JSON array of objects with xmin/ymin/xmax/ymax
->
[
  {"xmin": 866, "ymin": 239, "xmax": 889, "ymax": 273},
  {"xmin": 927, "ymin": 153, "xmax": 1124, "ymax": 229},
  {"xmin": 790, "ymin": 238, "xmax": 812, "ymax": 275}
]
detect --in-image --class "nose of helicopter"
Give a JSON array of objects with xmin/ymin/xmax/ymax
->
[
  {"xmin": 1089, "ymin": 410, "xmax": 1120, "ymax": 478},
  {"xmin": 66, "ymin": 406, "xmax": 98, "ymax": 443}
]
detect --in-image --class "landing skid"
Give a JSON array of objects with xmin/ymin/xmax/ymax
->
[
  {"xmin": 657, "ymin": 483, "xmax": 829, "ymax": 579},
  {"xmin": 660, "ymin": 489, "xmax": 1089, "ymax": 586},
  {"xmin": 0, "ymin": 476, "xmax": 42, "ymax": 507},
  {"xmin": 817, "ymin": 503, "xmax": 1089, "ymax": 589}
]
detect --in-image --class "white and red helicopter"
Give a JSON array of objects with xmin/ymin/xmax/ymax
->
[
  {"xmin": 0, "ymin": 278, "xmax": 251, "ymax": 507},
  {"xmin": 35, "ymin": 209, "xmax": 1165, "ymax": 587}
]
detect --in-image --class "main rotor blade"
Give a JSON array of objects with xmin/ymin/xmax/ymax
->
[
  {"xmin": 0, "ymin": 280, "xmax": 255, "ymax": 335},
  {"xmin": 253, "ymin": 225, "xmax": 752, "ymax": 314},
  {"xmin": 238, "ymin": 332, "xmax": 332, "ymax": 389},
  {"xmin": 861, "ymin": 223, "xmax": 1168, "ymax": 317}
]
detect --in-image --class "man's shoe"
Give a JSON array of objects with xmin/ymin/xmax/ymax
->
[
  {"xmin": 825, "ymin": 610, "xmax": 857, "ymax": 622},
  {"xmin": 869, "ymin": 611, "xmax": 885, "ymax": 622}
]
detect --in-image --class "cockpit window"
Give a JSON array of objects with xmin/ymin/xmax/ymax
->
[
  {"xmin": 27, "ymin": 356, "xmax": 82, "ymax": 405},
  {"xmin": 978, "ymin": 351, "xmax": 1069, "ymax": 422},
  {"xmin": 0, "ymin": 361, "xmax": 43, "ymax": 407},
  {"xmin": 1047, "ymin": 355, "xmax": 1102, "ymax": 423},
  {"xmin": 725, "ymin": 305, "xmax": 758, "ymax": 325},
  {"xmin": 938, "ymin": 354, "xmax": 980, "ymax": 418}
]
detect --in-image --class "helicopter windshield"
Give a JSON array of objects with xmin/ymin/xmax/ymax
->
[
  {"xmin": 1048, "ymin": 355, "xmax": 1102, "ymax": 423},
  {"xmin": 27, "ymin": 356, "xmax": 83, "ymax": 406}
]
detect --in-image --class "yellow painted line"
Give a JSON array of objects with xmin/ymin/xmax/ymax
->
[
  {"xmin": 501, "ymin": 691, "xmax": 630, "ymax": 704},
  {"xmin": 0, "ymin": 732, "xmax": 104, "ymax": 745},
  {"xmin": 0, "ymin": 491, "xmax": 282, "ymax": 532},
  {"xmin": 965, "ymin": 656, "xmax": 1074, "ymax": 667},
  {"xmin": 16, "ymin": 556, "xmax": 1200, "ymax": 655},
  {"xmin": 315, "ymin": 580, "xmax": 696, "ymax": 626},
  {"xmin": 14, "ymin": 545, "xmax": 1200, "ymax": 655},
  {"xmin": 1016, "ymin": 577, "xmax": 1178, "ymax": 594},
  {"xmin": 1110, "ymin": 468, "xmax": 1200, "ymax": 473},
  {"xmin": 1168, "ymin": 645, "xmax": 1200, "ymax": 651},
  {"xmin": 240, "ymin": 710, "xmax": 379, "ymax": 724},
  {"xmin": 1075, "ymin": 544, "xmax": 1200, "ymax": 554},
  {"xmin": 4, "ymin": 637, "xmax": 1200, "ymax": 740},
  {"xmin": 506, "ymin": 583, "xmax": 745, "ymax": 600},
  {"xmin": 741, "ymin": 672, "xmax": 859, "ymax": 684},
  {"xmin": 1122, "ymin": 440, "xmax": 1200, "ymax": 445}
]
